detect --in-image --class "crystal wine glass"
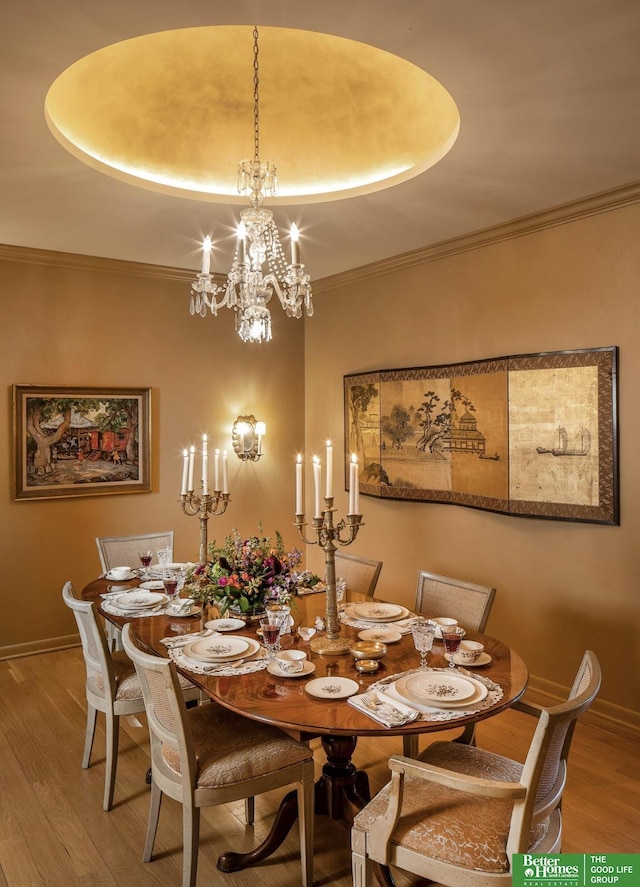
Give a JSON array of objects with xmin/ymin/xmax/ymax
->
[
  {"xmin": 138, "ymin": 549, "xmax": 152, "ymax": 577},
  {"xmin": 410, "ymin": 619, "xmax": 436, "ymax": 669},
  {"xmin": 260, "ymin": 617, "xmax": 282, "ymax": 660},
  {"xmin": 441, "ymin": 627, "xmax": 466, "ymax": 668},
  {"xmin": 335, "ymin": 577, "xmax": 347, "ymax": 606}
]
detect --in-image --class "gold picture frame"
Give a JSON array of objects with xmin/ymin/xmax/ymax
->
[
  {"xmin": 13, "ymin": 384, "xmax": 151, "ymax": 500},
  {"xmin": 344, "ymin": 347, "xmax": 618, "ymax": 525}
]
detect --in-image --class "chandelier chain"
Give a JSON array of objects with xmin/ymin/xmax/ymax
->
[{"xmin": 253, "ymin": 26, "xmax": 260, "ymax": 164}]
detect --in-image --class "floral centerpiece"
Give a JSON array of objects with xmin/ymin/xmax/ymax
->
[{"xmin": 186, "ymin": 524, "xmax": 320, "ymax": 617}]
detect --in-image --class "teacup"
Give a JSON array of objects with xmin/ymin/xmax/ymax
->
[
  {"xmin": 110, "ymin": 566, "xmax": 130, "ymax": 580},
  {"xmin": 433, "ymin": 617, "xmax": 458, "ymax": 635},
  {"xmin": 457, "ymin": 640, "xmax": 484, "ymax": 663},
  {"xmin": 275, "ymin": 649, "xmax": 307, "ymax": 673}
]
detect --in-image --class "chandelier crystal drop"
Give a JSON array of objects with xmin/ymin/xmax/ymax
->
[{"xmin": 189, "ymin": 26, "xmax": 313, "ymax": 344}]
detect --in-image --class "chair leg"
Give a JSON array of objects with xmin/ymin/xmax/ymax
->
[
  {"xmin": 182, "ymin": 802, "xmax": 200, "ymax": 887},
  {"xmin": 143, "ymin": 780, "xmax": 162, "ymax": 862},
  {"xmin": 244, "ymin": 796, "xmax": 255, "ymax": 824},
  {"xmin": 82, "ymin": 705, "xmax": 98, "ymax": 768},
  {"xmin": 402, "ymin": 735, "xmax": 418, "ymax": 758},
  {"xmin": 298, "ymin": 773, "xmax": 315, "ymax": 887},
  {"xmin": 351, "ymin": 847, "xmax": 374, "ymax": 887},
  {"xmin": 103, "ymin": 709, "xmax": 119, "ymax": 811}
]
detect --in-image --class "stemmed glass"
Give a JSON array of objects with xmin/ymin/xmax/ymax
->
[
  {"xmin": 162, "ymin": 569, "xmax": 179, "ymax": 598},
  {"xmin": 157, "ymin": 547, "xmax": 171, "ymax": 579},
  {"xmin": 441, "ymin": 627, "xmax": 466, "ymax": 668},
  {"xmin": 138, "ymin": 549, "xmax": 152, "ymax": 577},
  {"xmin": 335, "ymin": 577, "xmax": 347, "ymax": 607},
  {"xmin": 260, "ymin": 616, "xmax": 282, "ymax": 660},
  {"xmin": 410, "ymin": 619, "xmax": 436, "ymax": 669}
]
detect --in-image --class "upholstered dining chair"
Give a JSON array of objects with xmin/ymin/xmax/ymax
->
[
  {"xmin": 352, "ymin": 650, "xmax": 601, "ymax": 887},
  {"xmin": 404, "ymin": 571, "xmax": 497, "ymax": 757},
  {"xmin": 96, "ymin": 531, "xmax": 174, "ymax": 650},
  {"xmin": 121, "ymin": 623, "xmax": 315, "ymax": 887},
  {"xmin": 334, "ymin": 552, "xmax": 383, "ymax": 598},
  {"xmin": 414, "ymin": 570, "xmax": 496, "ymax": 631},
  {"xmin": 62, "ymin": 580, "xmax": 148, "ymax": 811}
]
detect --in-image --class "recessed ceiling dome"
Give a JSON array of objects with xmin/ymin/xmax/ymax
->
[{"xmin": 45, "ymin": 25, "xmax": 459, "ymax": 204}]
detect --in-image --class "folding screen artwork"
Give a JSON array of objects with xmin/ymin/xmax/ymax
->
[{"xmin": 344, "ymin": 347, "xmax": 618, "ymax": 524}]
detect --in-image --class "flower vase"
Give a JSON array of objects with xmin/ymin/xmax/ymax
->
[{"xmin": 229, "ymin": 604, "xmax": 267, "ymax": 624}]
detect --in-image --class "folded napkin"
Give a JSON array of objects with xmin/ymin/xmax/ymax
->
[
  {"xmin": 348, "ymin": 691, "xmax": 419, "ymax": 728},
  {"xmin": 297, "ymin": 583, "xmax": 326, "ymax": 596}
]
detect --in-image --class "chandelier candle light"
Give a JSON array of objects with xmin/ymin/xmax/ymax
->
[
  {"xmin": 180, "ymin": 434, "xmax": 231, "ymax": 563},
  {"xmin": 295, "ymin": 441, "xmax": 362, "ymax": 655},
  {"xmin": 189, "ymin": 26, "xmax": 313, "ymax": 344}
]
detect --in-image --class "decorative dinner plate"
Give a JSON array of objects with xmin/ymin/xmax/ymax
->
[
  {"xmin": 267, "ymin": 660, "xmax": 316, "ymax": 679},
  {"xmin": 304, "ymin": 677, "xmax": 360, "ymax": 699},
  {"xmin": 405, "ymin": 672, "xmax": 476, "ymax": 702},
  {"xmin": 114, "ymin": 591, "xmax": 166, "ymax": 609},
  {"xmin": 183, "ymin": 636, "xmax": 256, "ymax": 663},
  {"xmin": 358, "ymin": 627, "xmax": 403, "ymax": 644},
  {"xmin": 445, "ymin": 652, "xmax": 492, "ymax": 667},
  {"xmin": 139, "ymin": 580, "xmax": 165, "ymax": 591},
  {"xmin": 353, "ymin": 602, "xmax": 403, "ymax": 621},
  {"xmin": 205, "ymin": 618, "xmax": 246, "ymax": 632},
  {"xmin": 105, "ymin": 569, "xmax": 134, "ymax": 581},
  {"xmin": 345, "ymin": 603, "xmax": 410, "ymax": 623},
  {"xmin": 395, "ymin": 673, "xmax": 488, "ymax": 708}
]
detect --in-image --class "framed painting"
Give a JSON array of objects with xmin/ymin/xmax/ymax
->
[
  {"xmin": 13, "ymin": 385, "xmax": 151, "ymax": 500},
  {"xmin": 344, "ymin": 347, "xmax": 618, "ymax": 525}
]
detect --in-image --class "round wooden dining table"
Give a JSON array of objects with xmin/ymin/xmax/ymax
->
[{"xmin": 83, "ymin": 577, "xmax": 528, "ymax": 875}]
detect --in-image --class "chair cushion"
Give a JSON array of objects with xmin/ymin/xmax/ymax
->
[
  {"xmin": 162, "ymin": 703, "xmax": 313, "ymax": 788},
  {"xmin": 353, "ymin": 742, "xmax": 548, "ymax": 874}
]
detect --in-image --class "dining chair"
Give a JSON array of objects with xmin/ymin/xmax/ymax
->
[
  {"xmin": 121, "ymin": 623, "xmax": 315, "ymax": 887},
  {"xmin": 404, "ymin": 570, "xmax": 497, "ymax": 756},
  {"xmin": 351, "ymin": 650, "xmax": 601, "ymax": 887},
  {"xmin": 95, "ymin": 531, "xmax": 174, "ymax": 650},
  {"xmin": 62, "ymin": 580, "xmax": 148, "ymax": 812},
  {"xmin": 334, "ymin": 552, "xmax": 383, "ymax": 597}
]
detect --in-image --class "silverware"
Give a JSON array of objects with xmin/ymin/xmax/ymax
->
[{"xmin": 360, "ymin": 694, "xmax": 409, "ymax": 723}]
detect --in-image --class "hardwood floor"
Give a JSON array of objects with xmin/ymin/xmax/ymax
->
[{"xmin": 1, "ymin": 648, "xmax": 637, "ymax": 886}]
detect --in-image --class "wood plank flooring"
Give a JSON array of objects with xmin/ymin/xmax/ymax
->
[{"xmin": 0, "ymin": 648, "xmax": 637, "ymax": 886}]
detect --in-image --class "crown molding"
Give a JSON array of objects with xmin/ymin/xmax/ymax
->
[{"xmin": 314, "ymin": 180, "xmax": 640, "ymax": 293}]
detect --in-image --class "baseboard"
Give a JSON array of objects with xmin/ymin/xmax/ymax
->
[
  {"xmin": 527, "ymin": 674, "xmax": 640, "ymax": 733},
  {"xmin": 0, "ymin": 633, "xmax": 80, "ymax": 660}
]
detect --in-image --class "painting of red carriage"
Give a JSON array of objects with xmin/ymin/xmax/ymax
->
[{"xmin": 13, "ymin": 385, "xmax": 151, "ymax": 500}]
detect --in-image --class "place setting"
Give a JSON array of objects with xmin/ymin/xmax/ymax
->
[
  {"xmin": 167, "ymin": 632, "xmax": 268, "ymax": 676},
  {"xmin": 340, "ymin": 600, "xmax": 418, "ymax": 633}
]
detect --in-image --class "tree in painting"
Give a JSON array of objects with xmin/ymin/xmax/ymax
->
[
  {"xmin": 415, "ymin": 388, "xmax": 476, "ymax": 454},
  {"xmin": 381, "ymin": 404, "xmax": 415, "ymax": 450},
  {"xmin": 94, "ymin": 399, "xmax": 138, "ymax": 464},
  {"xmin": 26, "ymin": 397, "xmax": 99, "ymax": 476},
  {"xmin": 348, "ymin": 382, "xmax": 378, "ymax": 460}
]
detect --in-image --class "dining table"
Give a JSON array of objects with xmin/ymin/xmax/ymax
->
[{"xmin": 82, "ymin": 575, "xmax": 528, "ymax": 879}]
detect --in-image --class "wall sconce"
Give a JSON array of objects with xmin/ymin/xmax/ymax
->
[{"xmin": 232, "ymin": 415, "xmax": 266, "ymax": 461}]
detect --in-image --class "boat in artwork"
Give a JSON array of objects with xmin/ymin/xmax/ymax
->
[{"xmin": 536, "ymin": 427, "xmax": 590, "ymax": 456}]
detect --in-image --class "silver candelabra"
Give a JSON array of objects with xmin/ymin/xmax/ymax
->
[
  {"xmin": 295, "ymin": 497, "xmax": 363, "ymax": 655},
  {"xmin": 180, "ymin": 489, "xmax": 231, "ymax": 563}
]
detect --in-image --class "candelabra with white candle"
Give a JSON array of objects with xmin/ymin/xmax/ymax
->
[
  {"xmin": 180, "ymin": 434, "xmax": 230, "ymax": 562},
  {"xmin": 294, "ymin": 443, "xmax": 363, "ymax": 655}
]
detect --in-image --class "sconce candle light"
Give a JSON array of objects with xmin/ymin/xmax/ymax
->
[{"xmin": 232, "ymin": 415, "xmax": 266, "ymax": 461}]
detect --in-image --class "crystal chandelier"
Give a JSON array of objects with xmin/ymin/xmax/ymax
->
[{"xmin": 189, "ymin": 26, "xmax": 313, "ymax": 344}]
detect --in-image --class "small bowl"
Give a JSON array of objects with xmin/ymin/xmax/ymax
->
[
  {"xmin": 355, "ymin": 659, "xmax": 380, "ymax": 674},
  {"xmin": 349, "ymin": 640, "xmax": 387, "ymax": 661}
]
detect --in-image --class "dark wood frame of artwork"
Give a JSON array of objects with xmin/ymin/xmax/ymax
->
[
  {"xmin": 344, "ymin": 347, "xmax": 618, "ymax": 525},
  {"xmin": 12, "ymin": 385, "xmax": 151, "ymax": 501}
]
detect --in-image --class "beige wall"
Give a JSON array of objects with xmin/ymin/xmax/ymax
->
[
  {"xmin": 0, "ymin": 255, "xmax": 305, "ymax": 654},
  {"xmin": 304, "ymin": 201, "xmax": 640, "ymax": 721}
]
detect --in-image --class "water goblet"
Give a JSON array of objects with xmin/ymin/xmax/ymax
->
[
  {"xmin": 260, "ymin": 617, "xmax": 282, "ymax": 660},
  {"xmin": 138, "ymin": 550, "xmax": 152, "ymax": 576},
  {"xmin": 335, "ymin": 577, "xmax": 347, "ymax": 606},
  {"xmin": 411, "ymin": 619, "xmax": 436, "ymax": 669},
  {"xmin": 442, "ymin": 627, "xmax": 466, "ymax": 668},
  {"xmin": 157, "ymin": 546, "xmax": 171, "ymax": 578}
]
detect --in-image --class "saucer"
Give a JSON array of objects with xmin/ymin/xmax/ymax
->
[
  {"xmin": 105, "ymin": 569, "xmax": 134, "ymax": 581},
  {"xmin": 304, "ymin": 677, "xmax": 359, "ymax": 699},
  {"xmin": 267, "ymin": 660, "xmax": 316, "ymax": 679},
  {"xmin": 205, "ymin": 618, "xmax": 245, "ymax": 632},
  {"xmin": 445, "ymin": 652, "xmax": 492, "ymax": 666}
]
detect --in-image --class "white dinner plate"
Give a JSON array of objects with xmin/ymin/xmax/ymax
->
[
  {"xmin": 345, "ymin": 603, "xmax": 411, "ymax": 623},
  {"xmin": 183, "ymin": 636, "xmax": 255, "ymax": 663},
  {"xmin": 445, "ymin": 652, "xmax": 492, "ymax": 667},
  {"xmin": 105, "ymin": 569, "xmax": 135, "ymax": 581},
  {"xmin": 267, "ymin": 660, "xmax": 316, "ymax": 679},
  {"xmin": 114, "ymin": 591, "xmax": 167, "ymax": 609},
  {"xmin": 205, "ymin": 617, "xmax": 246, "ymax": 632},
  {"xmin": 353, "ymin": 602, "xmax": 403, "ymax": 621},
  {"xmin": 358, "ymin": 627, "xmax": 403, "ymax": 644},
  {"xmin": 395, "ymin": 673, "xmax": 488, "ymax": 708},
  {"xmin": 404, "ymin": 672, "xmax": 476, "ymax": 702},
  {"xmin": 139, "ymin": 580, "xmax": 165, "ymax": 590},
  {"xmin": 304, "ymin": 677, "xmax": 360, "ymax": 699}
]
